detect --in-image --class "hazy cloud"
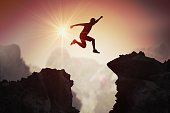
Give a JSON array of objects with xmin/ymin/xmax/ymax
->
[
  {"xmin": 0, "ymin": 44, "xmax": 30, "ymax": 81},
  {"xmin": 46, "ymin": 47, "xmax": 117, "ymax": 113}
]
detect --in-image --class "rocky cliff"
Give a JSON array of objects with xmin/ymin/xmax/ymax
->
[
  {"xmin": 0, "ymin": 68, "xmax": 79, "ymax": 113},
  {"xmin": 108, "ymin": 51, "xmax": 170, "ymax": 113}
]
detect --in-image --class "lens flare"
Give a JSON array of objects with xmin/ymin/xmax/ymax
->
[{"xmin": 57, "ymin": 26, "xmax": 67, "ymax": 37}]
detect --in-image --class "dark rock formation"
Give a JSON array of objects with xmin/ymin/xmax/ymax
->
[
  {"xmin": 0, "ymin": 44, "xmax": 30, "ymax": 81},
  {"xmin": 108, "ymin": 51, "xmax": 170, "ymax": 113},
  {"xmin": 0, "ymin": 68, "xmax": 79, "ymax": 113}
]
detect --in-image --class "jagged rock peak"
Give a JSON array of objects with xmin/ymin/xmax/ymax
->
[{"xmin": 0, "ymin": 68, "xmax": 79, "ymax": 113}]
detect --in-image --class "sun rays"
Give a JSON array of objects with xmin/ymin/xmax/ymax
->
[
  {"xmin": 57, "ymin": 25, "xmax": 67, "ymax": 37},
  {"xmin": 27, "ymin": 0, "xmax": 87, "ymax": 68}
]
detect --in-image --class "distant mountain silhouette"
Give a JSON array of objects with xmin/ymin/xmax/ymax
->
[
  {"xmin": 0, "ymin": 44, "xmax": 30, "ymax": 81},
  {"xmin": 107, "ymin": 51, "xmax": 170, "ymax": 113},
  {"xmin": 0, "ymin": 68, "xmax": 79, "ymax": 113}
]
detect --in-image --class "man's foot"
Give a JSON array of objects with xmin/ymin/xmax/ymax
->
[
  {"xmin": 93, "ymin": 49, "xmax": 100, "ymax": 54},
  {"xmin": 71, "ymin": 39, "xmax": 76, "ymax": 45}
]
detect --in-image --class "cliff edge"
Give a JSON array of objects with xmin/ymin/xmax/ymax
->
[
  {"xmin": 0, "ymin": 68, "xmax": 79, "ymax": 113},
  {"xmin": 107, "ymin": 51, "xmax": 170, "ymax": 113}
]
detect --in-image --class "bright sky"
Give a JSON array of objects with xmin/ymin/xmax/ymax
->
[{"xmin": 0, "ymin": 0, "xmax": 168, "ymax": 67}]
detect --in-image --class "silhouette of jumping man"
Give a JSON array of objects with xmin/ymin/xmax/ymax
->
[{"xmin": 70, "ymin": 16, "xmax": 103, "ymax": 53}]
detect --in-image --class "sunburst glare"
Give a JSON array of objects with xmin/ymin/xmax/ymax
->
[{"xmin": 57, "ymin": 25, "xmax": 68, "ymax": 37}]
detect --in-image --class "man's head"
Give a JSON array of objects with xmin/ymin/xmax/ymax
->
[{"xmin": 90, "ymin": 18, "xmax": 96, "ymax": 24}]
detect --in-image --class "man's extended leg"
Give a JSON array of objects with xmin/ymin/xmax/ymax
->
[{"xmin": 86, "ymin": 36, "xmax": 100, "ymax": 53}]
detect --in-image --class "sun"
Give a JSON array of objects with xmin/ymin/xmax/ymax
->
[{"xmin": 57, "ymin": 26, "xmax": 67, "ymax": 37}]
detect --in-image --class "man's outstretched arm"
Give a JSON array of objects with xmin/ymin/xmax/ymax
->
[
  {"xmin": 70, "ymin": 23, "xmax": 86, "ymax": 29},
  {"xmin": 94, "ymin": 16, "xmax": 103, "ymax": 24}
]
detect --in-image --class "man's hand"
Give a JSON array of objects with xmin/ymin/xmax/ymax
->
[
  {"xmin": 70, "ymin": 25, "xmax": 74, "ymax": 29},
  {"xmin": 94, "ymin": 16, "xmax": 103, "ymax": 24}
]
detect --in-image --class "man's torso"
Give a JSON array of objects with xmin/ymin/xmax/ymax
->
[{"xmin": 81, "ymin": 23, "xmax": 93, "ymax": 35}]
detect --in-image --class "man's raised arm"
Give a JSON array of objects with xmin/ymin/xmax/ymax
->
[
  {"xmin": 70, "ymin": 23, "xmax": 86, "ymax": 29},
  {"xmin": 95, "ymin": 16, "xmax": 103, "ymax": 24}
]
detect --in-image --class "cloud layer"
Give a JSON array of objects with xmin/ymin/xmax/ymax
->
[{"xmin": 46, "ymin": 47, "xmax": 117, "ymax": 113}]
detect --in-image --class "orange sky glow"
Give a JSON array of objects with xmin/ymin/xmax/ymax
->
[{"xmin": 0, "ymin": 0, "xmax": 168, "ymax": 67}]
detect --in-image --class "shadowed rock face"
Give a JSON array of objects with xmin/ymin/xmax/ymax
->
[
  {"xmin": 0, "ymin": 68, "xmax": 79, "ymax": 113},
  {"xmin": 108, "ymin": 51, "xmax": 170, "ymax": 113}
]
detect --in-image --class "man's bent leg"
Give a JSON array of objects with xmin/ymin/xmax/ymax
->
[
  {"xmin": 71, "ymin": 38, "xmax": 86, "ymax": 48},
  {"xmin": 76, "ymin": 39, "xmax": 86, "ymax": 48}
]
